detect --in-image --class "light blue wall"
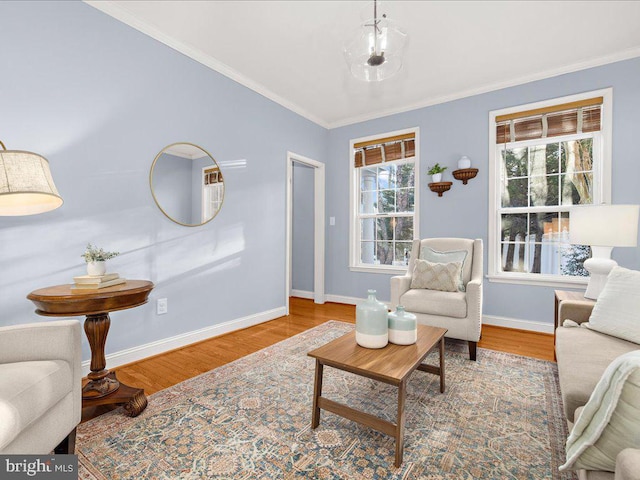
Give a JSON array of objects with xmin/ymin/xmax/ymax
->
[
  {"xmin": 292, "ymin": 162, "xmax": 315, "ymax": 292},
  {"xmin": 0, "ymin": 1, "xmax": 327, "ymax": 361},
  {"xmin": 326, "ymin": 57, "xmax": 640, "ymax": 324},
  {"xmin": 153, "ymin": 153, "xmax": 192, "ymax": 224}
]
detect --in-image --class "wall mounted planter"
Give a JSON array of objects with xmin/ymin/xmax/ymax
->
[
  {"xmin": 452, "ymin": 168, "xmax": 478, "ymax": 185},
  {"xmin": 428, "ymin": 181, "xmax": 452, "ymax": 197}
]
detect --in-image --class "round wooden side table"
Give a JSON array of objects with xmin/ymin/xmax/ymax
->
[{"xmin": 27, "ymin": 280, "xmax": 154, "ymax": 417}]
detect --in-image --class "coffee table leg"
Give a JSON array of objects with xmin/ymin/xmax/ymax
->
[
  {"xmin": 312, "ymin": 360, "xmax": 324, "ymax": 429},
  {"xmin": 395, "ymin": 379, "xmax": 407, "ymax": 467},
  {"xmin": 439, "ymin": 337, "xmax": 446, "ymax": 393}
]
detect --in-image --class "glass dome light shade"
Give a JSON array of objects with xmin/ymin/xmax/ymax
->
[{"xmin": 344, "ymin": 17, "xmax": 407, "ymax": 82}]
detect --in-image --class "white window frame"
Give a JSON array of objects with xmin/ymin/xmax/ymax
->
[
  {"xmin": 487, "ymin": 88, "xmax": 612, "ymax": 287},
  {"xmin": 349, "ymin": 127, "xmax": 420, "ymax": 274},
  {"xmin": 201, "ymin": 166, "xmax": 224, "ymax": 223}
]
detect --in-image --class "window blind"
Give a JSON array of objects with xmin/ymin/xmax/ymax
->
[
  {"xmin": 496, "ymin": 97, "xmax": 602, "ymax": 144},
  {"xmin": 354, "ymin": 132, "xmax": 415, "ymax": 167}
]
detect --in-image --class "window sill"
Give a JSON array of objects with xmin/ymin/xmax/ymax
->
[
  {"xmin": 486, "ymin": 273, "xmax": 589, "ymax": 289},
  {"xmin": 350, "ymin": 265, "xmax": 409, "ymax": 275}
]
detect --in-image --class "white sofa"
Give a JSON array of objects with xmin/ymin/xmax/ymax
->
[
  {"xmin": 390, "ymin": 238, "xmax": 483, "ymax": 360},
  {"xmin": 556, "ymin": 301, "xmax": 640, "ymax": 480},
  {"xmin": 0, "ymin": 320, "xmax": 82, "ymax": 454}
]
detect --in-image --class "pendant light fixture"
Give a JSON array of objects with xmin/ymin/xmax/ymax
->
[
  {"xmin": 343, "ymin": 0, "xmax": 407, "ymax": 82},
  {"xmin": 0, "ymin": 140, "xmax": 63, "ymax": 216}
]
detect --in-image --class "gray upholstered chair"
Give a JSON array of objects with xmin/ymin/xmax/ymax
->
[
  {"xmin": 0, "ymin": 319, "xmax": 82, "ymax": 454},
  {"xmin": 390, "ymin": 238, "xmax": 483, "ymax": 360}
]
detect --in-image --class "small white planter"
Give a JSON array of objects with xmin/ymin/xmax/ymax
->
[
  {"xmin": 431, "ymin": 173, "xmax": 443, "ymax": 183},
  {"xmin": 87, "ymin": 261, "xmax": 106, "ymax": 276},
  {"xmin": 458, "ymin": 156, "xmax": 471, "ymax": 169}
]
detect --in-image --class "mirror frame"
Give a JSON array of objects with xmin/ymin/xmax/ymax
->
[{"xmin": 149, "ymin": 142, "xmax": 225, "ymax": 227}]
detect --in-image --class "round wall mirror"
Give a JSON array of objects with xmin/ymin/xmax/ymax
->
[{"xmin": 150, "ymin": 142, "xmax": 224, "ymax": 226}]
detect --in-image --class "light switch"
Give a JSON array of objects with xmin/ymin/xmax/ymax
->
[{"xmin": 329, "ymin": 216, "xmax": 335, "ymax": 226}]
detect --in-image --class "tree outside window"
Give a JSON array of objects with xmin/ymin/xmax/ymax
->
[{"xmin": 499, "ymin": 138, "xmax": 594, "ymax": 277}]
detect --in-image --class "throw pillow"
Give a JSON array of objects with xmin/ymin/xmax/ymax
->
[
  {"xmin": 420, "ymin": 246, "xmax": 467, "ymax": 292},
  {"xmin": 410, "ymin": 259, "xmax": 462, "ymax": 292},
  {"xmin": 586, "ymin": 266, "xmax": 640, "ymax": 344},
  {"xmin": 560, "ymin": 350, "xmax": 640, "ymax": 472}
]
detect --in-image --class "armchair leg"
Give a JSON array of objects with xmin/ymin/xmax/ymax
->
[
  {"xmin": 54, "ymin": 428, "xmax": 77, "ymax": 455},
  {"xmin": 468, "ymin": 341, "xmax": 477, "ymax": 361}
]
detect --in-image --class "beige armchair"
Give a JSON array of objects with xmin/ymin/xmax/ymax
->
[
  {"xmin": 391, "ymin": 238, "xmax": 483, "ymax": 360},
  {"xmin": 0, "ymin": 320, "xmax": 82, "ymax": 454}
]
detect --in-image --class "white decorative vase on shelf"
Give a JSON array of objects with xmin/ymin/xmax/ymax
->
[
  {"xmin": 458, "ymin": 156, "xmax": 472, "ymax": 169},
  {"xmin": 355, "ymin": 290, "xmax": 388, "ymax": 349},
  {"xmin": 87, "ymin": 261, "xmax": 106, "ymax": 276},
  {"xmin": 388, "ymin": 305, "xmax": 417, "ymax": 345},
  {"xmin": 431, "ymin": 173, "xmax": 442, "ymax": 183}
]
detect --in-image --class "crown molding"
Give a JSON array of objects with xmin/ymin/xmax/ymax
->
[
  {"xmin": 83, "ymin": 0, "xmax": 330, "ymax": 129},
  {"xmin": 326, "ymin": 46, "xmax": 640, "ymax": 129},
  {"xmin": 84, "ymin": 1, "xmax": 640, "ymax": 131}
]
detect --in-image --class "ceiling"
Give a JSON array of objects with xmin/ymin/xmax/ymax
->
[{"xmin": 86, "ymin": 1, "xmax": 640, "ymax": 129}]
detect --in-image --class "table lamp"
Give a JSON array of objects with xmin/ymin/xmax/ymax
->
[
  {"xmin": 0, "ymin": 140, "xmax": 63, "ymax": 215},
  {"xmin": 570, "ymin": 204, "xmax": 640, "ymax": 299}
]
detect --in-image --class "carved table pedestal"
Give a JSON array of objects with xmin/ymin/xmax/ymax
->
[{"xmin": 27, "ymin": 280, "xmax": 154, "ymax": 417}]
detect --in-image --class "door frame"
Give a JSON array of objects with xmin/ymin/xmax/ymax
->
[{"xmin": 286, "ymin": 151, "xmax": 325, "ymax": 313}]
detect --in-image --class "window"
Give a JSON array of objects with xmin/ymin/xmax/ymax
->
[
  {"xmin": 350, "ymin": 128, "xmax": 419, "ymax": 273},
  {"xmin": 488, "ymin": 90, "xmax": 612, "ymax": 286}
]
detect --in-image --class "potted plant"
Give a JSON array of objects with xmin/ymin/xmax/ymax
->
[
  {"xmin": 428, "ymin": 163, "xmax": 448, "ymax": 183},
  {"xmin": 81, "ymin": 243, "xmax": 119, "ymax": 276}
]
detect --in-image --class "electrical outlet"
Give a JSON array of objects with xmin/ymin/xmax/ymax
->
[{"xmin": 157, "ymin": 298, "xmax": 168, "ymax": 315}]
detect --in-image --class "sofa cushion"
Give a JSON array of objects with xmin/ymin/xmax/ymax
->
[
  {"xmin": 555, "ymin": 327, "xmax": 639, "ymax": 423},
  {"xmin": 400, "ymin": 288, "xmax": 467, "ymax": 318},
  {"xmin": 410, "ymin": 259, "xmax": 462, "ymax": 292},
  {"xmin": 561, "ymin": 351, "xmax": 640, "ymax": 473},
  {"xmin": 588, "ymin": 266, "xmax": 640, "ymax": 344},
  {"xmin": 0, "ymin": 360, "xmax": 72, "ymax": 450}
]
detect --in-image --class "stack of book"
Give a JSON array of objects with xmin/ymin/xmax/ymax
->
[{"xmin": 71, "ymin": 273, "xmax": 126, "ymax": 292}]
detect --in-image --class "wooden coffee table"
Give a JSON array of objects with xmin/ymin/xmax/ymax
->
[{"xmin": 307, "ymin": 324, "xmax": 447, "ymax": 467}]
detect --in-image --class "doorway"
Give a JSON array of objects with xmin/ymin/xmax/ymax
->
[{"xmin": 285, "ymin": 152, "xmax": 325, "ymax": 314}]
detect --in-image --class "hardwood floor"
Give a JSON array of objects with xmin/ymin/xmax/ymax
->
[{"xmin": 83, "ymin": 297, "xmax": 554, "ymax": 420}]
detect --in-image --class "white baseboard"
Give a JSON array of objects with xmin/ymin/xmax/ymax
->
[
  {"xmin": 293, "ymin": 292, "xmax": 392, "ymax": 307},
  {"xmin": 325, "ymin": 294, "xmax": 391, "ymax": 309},
  {"xmin": 82, "ymin": 306, "xmax": 286, "ymax": 376},
  {"xmin": 290, "ymin": 289, "xmax": 314, "ymax": 300},
  {"xmin": 95, "ymin": 302, "xmax": 551, "ymax": 376},
  {"xmin": 325, "ymin": 293, "xmax": 360, "ymax": 305},
  {"xmin": 483, "ymin": 315, "xmax": 554, "ymax": 334},
  {"xmin": 324, "ymin": 296, "xmax": 553, "ymax": 334}
]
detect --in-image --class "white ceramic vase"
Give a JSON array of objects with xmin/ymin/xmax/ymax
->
[
  {"xmin": 87, "ymin": 261, "xmax": 106, "ymax": 276},
  {"xmin": 355, "ymin": 290, "xmax": 388, "ymax": 349},
  {"xmin": 431, "ymin": 173, "xmax": 442, "ymax": 183},
  {"xmin": 458, "ymin": 156, "xmax": 471, "ymax": 169},
  {"xmin": 388, "ymin": 306, "xmax": 417, "ymax": 345}
]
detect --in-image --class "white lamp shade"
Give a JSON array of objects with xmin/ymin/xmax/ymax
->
[
  {"xmin": 0, "ymin": 150, "xmax": 63, "ymax": 216},
  {"xmin": 570, "ymin": 204, "xmax": 639, "ymax": 247}
]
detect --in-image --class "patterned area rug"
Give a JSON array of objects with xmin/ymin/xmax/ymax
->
[{"xmin": 77, "ymin": 321, "xmax": 576, "ymax": 479}]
